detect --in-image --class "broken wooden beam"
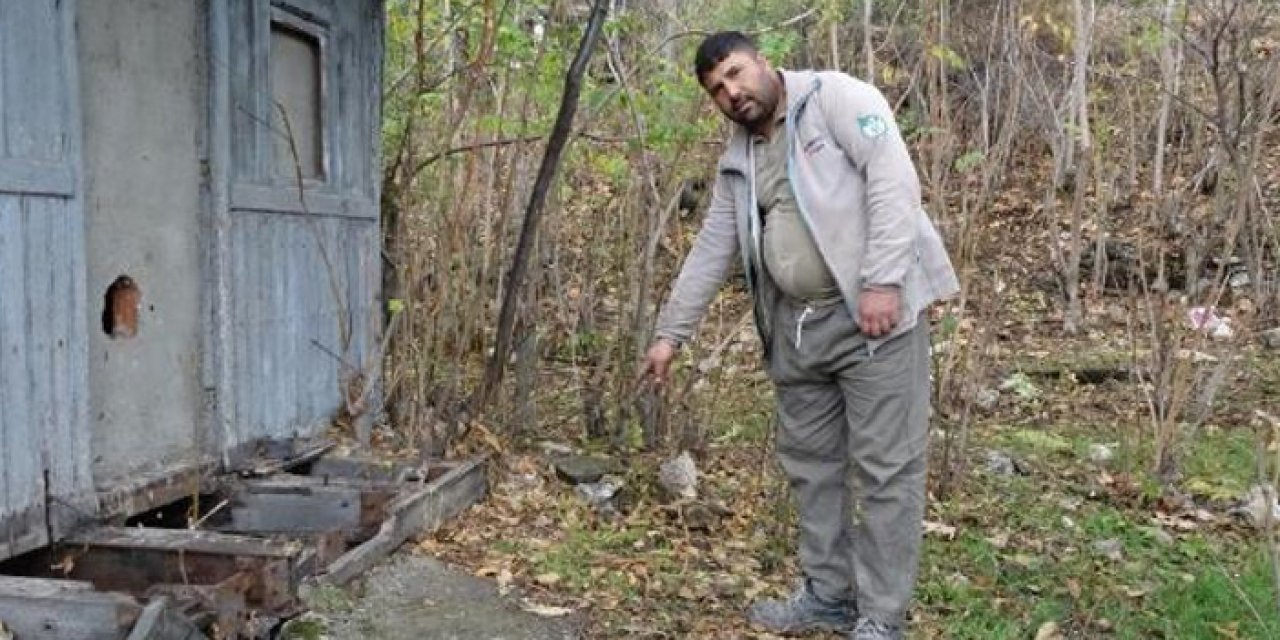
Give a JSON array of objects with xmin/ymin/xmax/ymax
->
[
  {"xmin": 0, "ymin": 575, "xmax": 142, "ymax": 640},
  {"xmin": 213, "ymin": 476, "xmax": 398, "ymax": 541},
  {"xmin": 319, "ymin": 456, "xmax": 488, "ymax": 585},
  {"xmin": 306, "ymin": 455, "xmax": 421, "ymax": 483},
  {"xmin": 230, "ymin": 438, "xmax": 336, "ymax": 478},
  {"xmin": 125, "ymin": 596, "xmax": 207, "ymax": 640},
  {"xmin": 97, "ymin": 459, "xmax": 220, "ymax": 523},
  {"xmin": 41, "ymin": 527, "xmax": 305, "ymax": 615}
]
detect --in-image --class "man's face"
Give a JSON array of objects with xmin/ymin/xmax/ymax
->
[{"xmin": 700, "ymin": 50, "xmax": 780, "ymax": 132}]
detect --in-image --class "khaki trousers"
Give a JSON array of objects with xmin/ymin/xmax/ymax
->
[{"xmin": 766, "ymin": 296, "xmax": 930, "ymax": 625}]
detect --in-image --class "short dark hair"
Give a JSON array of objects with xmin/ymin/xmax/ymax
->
[{"xmin": 694, "ymin": 31, "xmax": 758, "ymax": 82}]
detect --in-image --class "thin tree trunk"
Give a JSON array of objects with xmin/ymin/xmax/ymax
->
[
  {"xmin": 863, "ymin": 0, "xmax": 875, "ymax": 81},
  {"xmin": 1153, "ymin": 0, "xmax": 1182, "ymax": 204},
  {"xmin": 1063, "ymin": 0, "xmax": 1094, "ymax": 334},
  {"xmin": 476, "ymin": 0, "xmax": 610, "ymax": 410}
]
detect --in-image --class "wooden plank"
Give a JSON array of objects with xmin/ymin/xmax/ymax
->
[
  {"xmin": 231, "ymin": 214, "xmax": 251, "ymax": 450},
  {"xmin": 283, "ymin": 219, "xmax": 301, "ymax": 434},
  {"xmin": 24, "ymin": 199, "xmax": 54, "ymax": 527},
  {"xmin": 230, "ymin": 184, "xmax": 376, "ymax": 219},
  {"xmin": 224, "ymin": 437, "xmax": 334, "ymax": 476},
  {"xmin": 39, "ymin": 197, "xmax": 90, "ymax": 537},
  {"xmin": 269, "ymin": 216, "xmax": 285, "ymax": 438},
  {"xmin": 208, "ymin": 0, "xmax": 239, "ymax": 464},
  {"xmin": 47, "ymin": 527, "xmax": 303, "ymax": 614},
  {"xmin": 319, "ymin": 457, "xmax": 487, "ymax": 585},
  {"xmin": 61, "ymin": 161, "xmax": 95, "ymax": 532},
  {"xmin": 0, "ymin": 576, "xmax": 141, "ymax": 640},
  {"xmin": 0, "ymin": 195, "xmax": 45, "ymax": 560},
  {"xmin": 96, "ymin": 459, "xmax": 220, "ymax": 521},
  {"xmin": 227, "ymin": 0, "xmax": 258, "ymax": 182},
  {"xmin": 223, "ymin": 481, "xmax": 362, "ymax": 534},
  {"xmin": 0, "ymin": 0, "xmax": 5, "ymax": 156},
  {"xmin": 0, "ymin": 159, "xmax": 75, "ymax": 197},
  {"xmin": 2, "ymin": 0, "xmax": 64, "ymax": 162},
  {"xmin": 307, "ymin": 455, "xmax": 420, "ymax": 483},
  {"xmin": 125, "ymin": 597, "xmax": 207, "ymax": 640},
  {"xmin": 147, "ymin": 572, "xmax": 251, "ymax": 637},
  {"xmin": 218, "ymin": 474, "xmax": 397, "ymax": 541}
]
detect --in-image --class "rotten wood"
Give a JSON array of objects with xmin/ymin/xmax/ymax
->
[
  {"xmin": 307, "ymin": 455, "xmax": 421, "ymax": 482},
  {"xmin": 38, "ymin": 527, "xmax": 305, "ymax": 615},
  {"xmin": 319, "ymin": 456, "xmax": 488, "ymax": 585},
  {"xmin": 0, "ymin": 575, "xmax": 142, "ymax": 640},
  {"xmin": 215, "ymin": 476, "xmax": 400, "ymax": 541},
  {"xmin": 97, "ymin": 459, "xmax": 220, "ymax": 522},
  {"xmin": 228, "ymin": 438, "xmax": 336, "ymax": 478},
  {"xmin": 147, "ymin": 573, "xmax": 251, "ymax": 638},
  {"xmin": 125, "ymin": 596, "xmax": 207, "ymax": 640}
]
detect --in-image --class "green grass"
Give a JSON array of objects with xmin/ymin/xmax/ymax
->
[
  {"xmin": 530, "ymin": 519, "xmax": 676, "ymax": 597},
  {"xmin": 920, "ymin": 454, "xmax": 1280, "ymax": 639}
]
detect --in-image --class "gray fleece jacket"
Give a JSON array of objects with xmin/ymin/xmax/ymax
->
[{"xmin": 653, "ymin": 69, "xmax": 960, "ymax": 356}]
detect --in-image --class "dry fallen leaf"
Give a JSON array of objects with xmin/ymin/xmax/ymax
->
[
  {"xmin": 924, "ymin": 520, "xmax": 958, "ymax": 540},
  {"xmin": 521, "ymin": 601, "xmax": 575, "ymax": 617},
  {"xmin": 1035, "ymin": 620, "xmax": 1063, "ymax": 640}
]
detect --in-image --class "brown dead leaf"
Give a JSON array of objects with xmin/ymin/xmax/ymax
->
[{"xmin": 1035, "ymin": 621, "xmax": 1063, "ymax": 640}]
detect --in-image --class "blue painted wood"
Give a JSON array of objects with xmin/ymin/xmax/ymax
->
[
  {"xmin": 23, "ymin": 199, "xmax": 54, "ymax": 525},
  {"xmin": 0, "ymin": 1, "xmax": 6, "ymax": 156},
  {"xmin": 2, "ymin": 0, "xmax": 64, "ymax": 162},
  {"xmin": 210, "ymin": 0, "xmax": 382, "ymax": 453},
  {"xmin": 0, "ymin": 0, "xmax": 90, "ymax": 560},
  {"xmin": 0, "ymin": 196, "xmax": 42, "ymax": 558}
]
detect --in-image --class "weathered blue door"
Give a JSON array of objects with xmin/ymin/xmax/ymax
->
[
  {"xmin": 208, "ymin": 0, "xmax": 382, "ymax": 455},
  {"xmin": 0, "ymin": 0, "xmax": 94, "ymax": 560}
]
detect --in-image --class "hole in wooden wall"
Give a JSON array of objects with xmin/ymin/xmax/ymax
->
[{"xmin": 101, "ymin": 275, "xmax": 141, "ymax": 339}]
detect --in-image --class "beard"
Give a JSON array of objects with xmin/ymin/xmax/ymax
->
[{"xmin": 724, "ymin": 81, "xmax": 780, "ymax": 132}]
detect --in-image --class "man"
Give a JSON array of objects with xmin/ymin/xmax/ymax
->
[{"xmin": 639, "ymin": 32, "xmax": 959, "ymax": 639}]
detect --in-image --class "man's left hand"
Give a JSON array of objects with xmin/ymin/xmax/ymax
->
[{"xmin": 858, "ymin": 286, "xmax": 902, "ymax": 337}]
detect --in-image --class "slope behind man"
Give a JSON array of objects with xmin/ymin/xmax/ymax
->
[{"xmin": 640, "ymin": 32, "xmax": 960, "ymax": 640}]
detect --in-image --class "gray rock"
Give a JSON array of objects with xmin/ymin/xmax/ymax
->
[
  {"xmin": 975, "ymin": 388, "xmax": 1000, "ymax": 412},
  {"xmin": 1230, "ymin": 484, "xmax": 1280, "ymax": 527},
  {"xmin": 553, "ymin": 455, "xmax": 617, "ymax": 485},
  {"xmin": 988, "ymin": 450, "xmax": 1018, "ymax": 476},
  {"xmin": 575, "ymin": 478, "xmax": 624, "ymax": 515},
  {"xmin": 1092, "ymin": 538, "xmax": 1124, "ymax": 561},
  {"xmin": 1152, "ymin": 528, "xmax": 1175, "ymax": 546},
  {"xmin": 658, "ymin": 451, "xmax": 699, "ymax": 500},
  {"xmin": 1087, "ymin": 443, "xmax": 1115, "ymax": 466},
  {"xmin": 1260, "ymin": 328, "xmax": 1280, "ymax": 350}
]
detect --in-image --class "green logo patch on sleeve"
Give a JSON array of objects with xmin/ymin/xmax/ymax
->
[{"xmin": 857, "ymin": 114, "xmax": 889, "ymax": 139}]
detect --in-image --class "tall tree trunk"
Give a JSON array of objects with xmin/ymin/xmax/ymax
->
[
  {"xmin": 1063, "ymin": 0, "xmax": 1094, "ymax": 334},
  {"xmin": 1153, "ymin": 0, "xmax": 1183, "ymax": 208}
]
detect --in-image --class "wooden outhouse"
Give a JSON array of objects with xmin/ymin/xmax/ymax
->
[{"xmin": 0, "ymin": 0, "xmax": 384, "ymax": 561}]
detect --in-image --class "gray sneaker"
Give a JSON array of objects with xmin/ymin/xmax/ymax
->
[
  {"xmin": 850, "ymin": 617, "xmax": 904, "ymax": 640},
  {"xmin": 746, "ymin": 579, "xmax": 855, "ymax": 635}
]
